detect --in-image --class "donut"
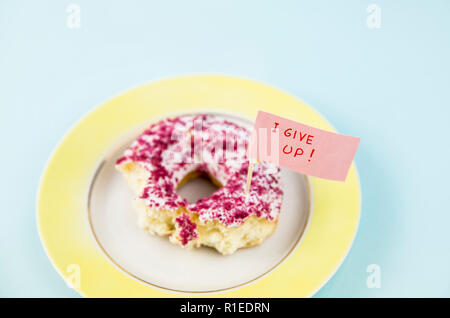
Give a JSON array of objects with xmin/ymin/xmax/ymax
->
[{"xmin": 116, "ymin": 114, "xmax": 283, "ymax": 255}]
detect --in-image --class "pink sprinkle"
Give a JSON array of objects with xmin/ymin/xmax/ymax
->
[{"xmin": 175, "ymin": 213, "xmax": 198, "ymax": 245}]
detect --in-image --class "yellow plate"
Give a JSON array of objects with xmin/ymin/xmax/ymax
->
[{"xmin": 37, "ymin": 75, "xmax": 361, "ymax": 297}]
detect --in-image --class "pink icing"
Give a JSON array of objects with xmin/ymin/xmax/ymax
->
[
  {"xmin": 175, "ymin": 213, "xmax": 199, "ymax": 245},
  {"xmin": 116, "ymin": 114, "xmax": 283, "ymax": 244}
]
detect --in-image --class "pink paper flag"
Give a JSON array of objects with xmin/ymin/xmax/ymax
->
[{"xmin": 248, "ymin": 111, "xmax": 360, "ymax": 181}]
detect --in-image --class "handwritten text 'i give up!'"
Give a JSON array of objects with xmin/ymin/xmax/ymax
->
[{"xmin": 248, "ymin": 111, "xmax": 360, "ymax": 182}]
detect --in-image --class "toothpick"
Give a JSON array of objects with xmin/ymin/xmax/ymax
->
[{"xmin": 245, "ymin": 161, "xmax": 254, "ymax": 195}]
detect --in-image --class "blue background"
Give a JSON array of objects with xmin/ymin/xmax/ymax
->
[{"xmin": 1, "ymin": 0, "xmax": 449, "ymax": 297}]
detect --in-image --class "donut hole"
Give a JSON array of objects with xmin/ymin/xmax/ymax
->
[{"xmin": 176, "ymin": 171, "xmax": 222, "ymax": 203}]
